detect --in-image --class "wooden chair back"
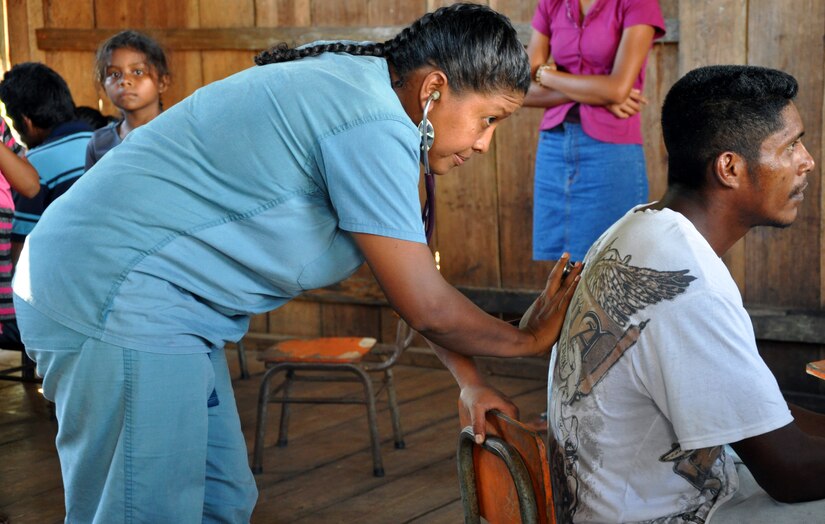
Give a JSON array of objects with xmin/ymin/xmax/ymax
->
[{"xmin": 457, "ymin": 410, "xmax": 556, "ymax": 524}]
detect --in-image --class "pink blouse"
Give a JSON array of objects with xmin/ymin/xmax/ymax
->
[{"xmin": 532, "ymin": 0, "xmax": 665, "ymax": 144}]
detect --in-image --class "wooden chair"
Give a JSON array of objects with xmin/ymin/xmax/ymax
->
[
  {"xmin": 457, "ymin": 410, "xmax": 557, "ymax": 524},
  {"xmin": 807, "ymin": 359, "xmax": 825, "ymax": 381},
  {"xmin": 235, "ymin": 339, "xmax": 250, "ymax": 380},
  {"xmin": 251, "ymin": 318, "xmax": 413, "ymax": 477},
  {"xmin": 0, "ymin": 343, "xmax": 39, "ymax": 383}
]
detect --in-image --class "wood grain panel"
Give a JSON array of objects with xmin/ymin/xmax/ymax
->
[
  {"xmin": 199, "ymin": 0, "xmax": 255, "ymax": 85},
  {"xmin": 677, "ymin": 0, "xmax": 746, "ymax": 72},
  {"xmin": 312, "ymin": 0, "xmax": 369, "ymax": 26},
  {"xmin": 437, "ymin": 151, "xmax": 502, "ymax": 287},
  {"xmin": 745, "ymin": 0, "xmax": 824, "ymax": 309},
  {"xmin": 92, "ymin": 0, "xmax": 144, "ymax": 27},
  {"xmin": 35, "ymin": 21, "xmax": 673, "ymax": 52},
  {"xmin": 6, "ymin": 0, "xmax": 42, "ymax": 64},
  {"xmin": 42, "ymin": 1, "xmax": 94, "ymax": 110},
  {"xmin": 493, "ymin": 0, "xmax": 547, "ymax": 291},
  {"xmin": 43, "ymin": 0, "xmax": 93, "ymax": 28},
  {"xmin": 640, "ymin": 0, "xmax": 678, "ymax": 202},
  {"xmin": 426, "ymin": 0, "xmax": 456, "ymax": 12},
  {"xmin": 490, "ymin": 0, "xmax": 538, "ymax": 23},
  {"xmin": 642, "ymin": 43, "xmax": 677, "ymax": 202},
  {"xmin": 267, "ymin": 300, "xmax": 323, "ymax": 337},
  {"xmin": 678, "ymin": 0, "xmax": 747, "ymax": 292},
  {"xmin": 496, "ymin": 107, "xmax": 552, "ymax": 289},
  {"xmin": 367, "ymin": 0, "xmax": 425, "ymax": 26},
  {"xmin": 255, "ymin": 0, "xmax": 311, "ymax": 26},
  {"xmin": 320, "ymin": 303, "xmax": 381, "ymax": 338}
]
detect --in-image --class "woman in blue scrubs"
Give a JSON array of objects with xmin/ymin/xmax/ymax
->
[{"xmin": 13, "ymin": 4, "xmax": 581, "ymax": 522}]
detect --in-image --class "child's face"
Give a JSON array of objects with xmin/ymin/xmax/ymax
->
[{"xmin": 103, "ymin": 47, "xmax": 168, "ymax": 115}]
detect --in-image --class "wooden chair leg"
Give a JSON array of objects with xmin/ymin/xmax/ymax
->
[
  {"xmin": 384, "ymin": 368, "xmax": 405, "ymax": 449},
  {"xmin": 252, "ymin": 364, "xmax": 286, "ymax": 474},
  {"xmin": 352, "ymin": 366, "xmax": 384, "ymax": 477},
  {"xmin": 22, "ymin": 351, "xmax": 36, "ymax": 380},
  {"xmin": 276, "ymin": 369, "xmax": 294, "ymax": 447},
  {"xmin": 236, "ymin": 340, "xmax": 250, "ymax": 380}
]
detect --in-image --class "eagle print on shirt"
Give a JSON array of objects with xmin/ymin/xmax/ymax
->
[{"xmin": 551, "ymin": 238, "xmax": 699, "ymax": 522}]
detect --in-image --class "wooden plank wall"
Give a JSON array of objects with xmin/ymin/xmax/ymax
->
[{"xmin": 2, "ymin": 1, "xmax": 823, "ymax": 398}]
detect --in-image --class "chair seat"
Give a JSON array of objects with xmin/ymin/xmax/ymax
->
[
  {"xmin": 807, "ymin": 359, "xmax": 825, "ymax": 380},
  {"xmin": 258, "ymin": 336, "xmax": 377, "ymax": 363}
]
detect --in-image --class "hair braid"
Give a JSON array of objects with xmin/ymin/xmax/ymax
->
[
  {"xmin": 254, "ymin": 3, "xmax": 529, "ymax": 96},
  {"xmin": 255, "ymin": 41, "xmax": 385, "ymax": 66}
]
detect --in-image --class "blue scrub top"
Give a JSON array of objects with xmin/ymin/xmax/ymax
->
[{"xmin": 14, "ymin": 52, "xmax": 426, "ymax": 353}]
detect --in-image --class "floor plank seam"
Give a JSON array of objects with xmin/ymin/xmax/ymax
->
[{"xmin": 282, "ymin": 451, "xmax": 458, "ymax": 523}]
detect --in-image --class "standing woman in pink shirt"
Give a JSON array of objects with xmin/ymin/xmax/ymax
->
[{"xmin": 525, "ymin": 0, "xmax": 665, "ymax": 262}]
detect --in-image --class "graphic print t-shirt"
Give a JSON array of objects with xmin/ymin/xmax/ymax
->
[{"xmin": 548, "ymin": 206, "xmax": 792, "ymax": 523}]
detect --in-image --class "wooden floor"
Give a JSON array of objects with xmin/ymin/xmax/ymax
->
[{"xmin": 0, "ymin": 348, "xmax": 547, "ymax": 523}]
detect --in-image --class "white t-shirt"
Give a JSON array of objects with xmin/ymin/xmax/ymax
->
[{"xmin": 548, "ymin": 206, "xmax": 793, "ymax": 523}]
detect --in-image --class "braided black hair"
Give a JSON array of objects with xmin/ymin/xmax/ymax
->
[{"xmin": 254, "ymin": 3, "xmax": 530, "ymax": 96}]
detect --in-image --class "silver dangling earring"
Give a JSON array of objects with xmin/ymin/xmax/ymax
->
[
  {"xmin": 419, "ymin": 91, "xmax": 440, "ymax": 243},
  {"xmin": 418, "ymin": 91, "xmax": 440, "ymax": 158}
]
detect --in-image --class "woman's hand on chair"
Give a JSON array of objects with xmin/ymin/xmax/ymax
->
[{"xmin": 459, "ymin": 383, "xmax": 519, "ymax": 444}]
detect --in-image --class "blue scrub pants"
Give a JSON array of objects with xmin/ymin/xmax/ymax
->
[{"xmin": 16, "ymin": 301, "xmax": 258, "ymax": 523}]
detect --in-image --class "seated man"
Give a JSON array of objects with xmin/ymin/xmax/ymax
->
[
  {"xmin": 456, "ymin": 65, "xmax": 825, "ymax": 523},
  {"xmin": 0, "ymin": 62, "xmax": 93, "ymax": 349},
  {"xmin": 0, "ymin": 62, "xmax": 94, "ymax": 265},
  {"xmin": 553, "ymin": 65, "xmax": 825, "ymax": 522}
]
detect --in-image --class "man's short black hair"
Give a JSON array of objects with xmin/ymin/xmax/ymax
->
[
  {"xmin": 661, "ymin": 65, "xmax": 798, "ymax": 190},
  {"xmin": 0, "ymin": 62, "xmax": 76, "ymax": 131}
]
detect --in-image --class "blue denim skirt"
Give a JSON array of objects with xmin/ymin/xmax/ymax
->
[{"xmin": 533, "ymin": 123, "xmax": 648, "ymax": 261}]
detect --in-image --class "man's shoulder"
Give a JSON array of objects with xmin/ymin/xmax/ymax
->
[
  {"xmin": 28, "ymin": 127, "xmax": 92, "ymax": 185},
  {"xmin": 30, "ymin": 129, "xmax": 93, "ymax": 157},
  {"xmin": 586, "ymin": 208, "xmax": 739, "ymax": 302}
]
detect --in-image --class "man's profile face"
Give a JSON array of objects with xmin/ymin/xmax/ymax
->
[{"xmin": 740, "ymin": 103, "xmax": 814, "ymax": 228}]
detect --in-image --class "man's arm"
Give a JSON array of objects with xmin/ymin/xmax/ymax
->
[{"xmin": 730, "ymin": 404, "xmax": 825, "ymax": 503}]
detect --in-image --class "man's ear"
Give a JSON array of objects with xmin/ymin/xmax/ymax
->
[
  {"xmin": 712, "ymin": 151, "xmax": 747, "ymax": 189},
  {"xmin": 21, "ymin": 115, "xmax": 34, "ymax": 134}
]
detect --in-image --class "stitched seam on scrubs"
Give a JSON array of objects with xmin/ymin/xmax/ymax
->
[
  {"xmin": 124, "ymin": 349, "xmax": 134, "ymax": 523},
  {"xmin": 315, "ymin": 113, "xmax": 416, "ymax": 144},
  {"xmin": 97, "ymin": 187, "xmax": 321, "ymax": 327}
]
